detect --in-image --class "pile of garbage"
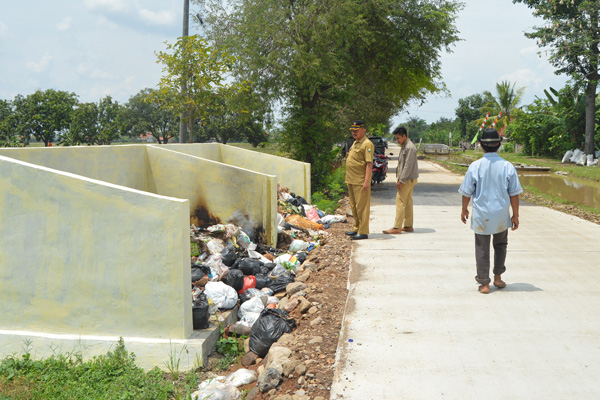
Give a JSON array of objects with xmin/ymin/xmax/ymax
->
[
  {"xmin": 188, "ymin": 188, "xmax": 347, "ymax": 363},
  {"xmin": 562, "ymin": 149, "xmax": 600, "ymax": 167}
]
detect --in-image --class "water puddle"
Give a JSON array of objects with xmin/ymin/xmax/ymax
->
[
  {"xmin": 518, "ymin": 173, "xmax": 600, "ymax": 209},
  {"xmin": 428, "ymin": 153, "xmax": 600, "ymax": 210}
]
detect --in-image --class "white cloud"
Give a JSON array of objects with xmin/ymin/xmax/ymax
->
[
  {"xmin": 84, "ymin": 0, "xmax": 130, "ymax": 13},
  {"xmin": 138, "ymin": 8, "xmax": 176, "ymax": 26},
  {"xmin": 56, "ymin": 17, "xmax": 72, "ymax": 31},
  {"xmin": 26, "ymin": 53, "xmax": 52, "ymax": 73},
  {"xmin": 520, "ymin": 46, "xmax": 538, "ymax": 56},
  {"xmin": 90, "ymin": 69, "xmax": 119, "ymax": 80},
  {"xmin": 500, "ymin": 69, "xmax": 543, "ymax": 90}
]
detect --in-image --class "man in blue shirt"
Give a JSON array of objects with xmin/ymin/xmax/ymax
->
[{"xmin": 458, "ymin": 128, "xmax": 523, "ymax": 294}]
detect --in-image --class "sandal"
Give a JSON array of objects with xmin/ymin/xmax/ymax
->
[{"xmin": 478, "ymin": 284, "xmax": 490, "ymax": 294}]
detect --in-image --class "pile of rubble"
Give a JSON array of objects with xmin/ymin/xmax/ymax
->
[{"xmin": 188, "ymin": 188, "xmax": 348, "ymax": 400}]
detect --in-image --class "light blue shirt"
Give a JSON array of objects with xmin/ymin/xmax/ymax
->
[{"xmin": 458, "ymin": 152, "xmax": 523, "ymax": 235}]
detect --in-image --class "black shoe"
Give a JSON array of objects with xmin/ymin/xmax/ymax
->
[
  {"xmin": 350, "ymin": 234, "xmax": 368, "ymax": 240},
  {"xmin": 345, "ymin": 231, "xmax": 358, "ymax": 236}
]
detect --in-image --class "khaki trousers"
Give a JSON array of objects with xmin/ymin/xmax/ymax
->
[
  {"xmin": 393, "ymin": 179, "xmax": 417, "ymax": 229},
  {"xmin": 347, "ymin": 184, "xmax": 371, "ymax": 235}
]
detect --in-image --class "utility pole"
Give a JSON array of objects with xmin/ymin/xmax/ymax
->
[{"xmin": 179, "ymin": 0, "xmax": 189, "ymax": 143}]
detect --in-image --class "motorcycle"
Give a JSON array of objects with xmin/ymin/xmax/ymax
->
[{"xmin": 371, "ymin": 152, "xmax": 390, "ymax": 185}]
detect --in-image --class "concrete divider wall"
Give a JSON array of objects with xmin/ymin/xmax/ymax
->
[
  {"xmin": 146, "ymin": 146, "xmax": 278, "ymax": 246},
  {"xmin": 0, "ymin": 156, "xmax": 191, "ymax": 339},
  {"xmin": 161, "ymin": 143, "xmax": 311, "ymax": 201},
  {"xmin": 0, "ymin": 145, "xmax": 148, "ymax": 192}
]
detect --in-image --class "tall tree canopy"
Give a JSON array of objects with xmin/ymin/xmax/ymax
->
[
  {"xmin": 196, "ymin": 0, "xmax": 463, "ymax": 187},
  {"xmin": 513, "ymin": 0, "xmax": 600, "ymax": 154},
  {"xmin": 14, "ymin": 89, "xmax": 78, "ymax": 146}
]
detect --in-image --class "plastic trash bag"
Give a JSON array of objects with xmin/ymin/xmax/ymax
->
[
  {"xmin": 205, "ymin": 281, "xmax": 238, "ymax": 310},
  {"xmin": 238, "ymin": 295, "xmax": 265, "ymax": 321},
  {"xmin": 239, "ymin": 275, "xmax": 256, "ymax": 294},
  {"xmin": 586, "ymin": 154, "xmax": 594, "ymax": 166},
  {"xmin": 269, "ymin": 273, "xmax": 295, "ymax": 293},
  {"xmin": 249, "ymin": 309, "xmax": 297, "ymax": 358},
  {"xmin": 289, "ymin": 240, "xmax": 309, "ymax": 252},
  {"xmin": 221, "ymin": 246, "xmax": 237, "ymax": 267},
  {"xmin": 305, "ymin": 207, "xmax": 320, "ymax": 222},
  {"xmin": 191, "ymin": 265, "xmax": 210, "ymax": 283},
  {"xmin": 285, "ymin": 214, "xmax": 323, "ymax": 231},
  {"xmin": 576, "ymin": 153, "xmax": 587, "ymax": 166},
  {"xmin": 295, "ymin": 252, "xmax": 307, "ymax": 264},
  {"xmin": 207, "ymin": 238, "xmax": 225, "ymax": 254},
  {"xmin": 274, "ymin": 254, "xmax": 300, "ymax": 272},
  {"xmin": 192, "ymin": 293, "xmax": 210, "ymax": 330},
  {"xmin": 570, "ymin": 149, "xmax": 582, "ymax": 163},
  {"xmin": 206, "ymin": 254, "xmax": 228, "ymax": 280},
  {"xmin": 255, "ymin": 274, "xmax": 274, "ymax": 290},
  {"xmin": 562, "ymin": 150, "xmax": 574, "ymax": 163},
  {"xmin": 192, "ymin": 377, "xmax": 241, "ymax": 400},
  {"xmin": 224, "ymin": 368, "xmax": 257, "ymax": 387},
  {"xmin": 320, "ymin": 214, "xmax": 346, "ymax": 224},
  {"xmin": 223, "ymin": 269, "xmax": 244, "ymax": 293},
  {"xmin": 236, "ymin": 258, "xmax": 262, "ymax": 276}
]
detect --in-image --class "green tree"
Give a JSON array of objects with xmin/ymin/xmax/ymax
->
[
  {"xmin": 62, "ymin": 96, "xmax": 121, "ymax": 146},
  {"xmin": 455, "ymin": 93, "xmax": 487, "ymax": 141},
  {"xmin": 152, "ymin": 35, "xmax": 247, "ymax": 142},
  {"xmin": 512, "ymin": 0, "xmax": 600, "ymax": 154},
  {"xmin": 15, "ymin": 89, "xmax": 78, "ymax": 146},
  {"xmin": 196, "ymin": 0, "xmax": 463, "ymax": 188},
  {"xmin": 482, "ymin": 81, "xmax": 526, "ymax": 131},
  {"xmin": 0, "ymin": 99, "xmax": 20, "ymax": 147},
  {"xmin": 121, "ymin": 88, "xmax": 178, "ymax": 144},
  {"xmin": 401, "ymin": 116, "xmax": 429, "ymax": 143},
  {"xmin": 424, "ymin": 117, "xmax": 459, "ymax": 145}
]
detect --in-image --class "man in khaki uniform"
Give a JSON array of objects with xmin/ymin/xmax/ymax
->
[
  {"xmin": 345, "ymin": 120, "xmax": 374, "ymax": 240},
  {"xmin": 384, "ymin": 126, "xmax": 419, "ymax": 234}
]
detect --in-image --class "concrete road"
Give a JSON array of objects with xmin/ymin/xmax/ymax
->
[{"xmin": 330, "ymin": 144, "xmax": 600, "ymax": 400}]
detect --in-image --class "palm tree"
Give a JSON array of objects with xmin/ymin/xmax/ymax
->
[{"xmin": 482, "ymin": 81, "xmax": 526, "ymax": 131}]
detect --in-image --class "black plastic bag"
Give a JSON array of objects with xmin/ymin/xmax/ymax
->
[
  {"xmin": 269, "ymin": 273, "xmax": 295, "ymax": 293},
  {"xmin": 263, "ymin": 262, "xmax": 276, "ymax": 272},
  {"xmin": 223, "ymin": 269, "xmax": 244, "ymax": 292},
  {"xmin": 192, "ymin": 293, "xmax": 210, "ymax": 330},
  {"xmin": 221, "ymin": 246, "xmax": 237, "ymax": 267},
  {"xmin": 238, "ymin": 258, "xmax": 262, "ymax": 276},
  {"xmin": 295, "ymin": 252, "xmax": 307, "ymax": 264},
  {"xmin": 191, "ymin": 264, "xmax": 210, "ymax": 283},
  {"xmin": 258, "ymin": 266, "xmax": 271, "ymax": 276},
  {"xmin": 249, "ymin": 309, "xmax": 296, "ymax": 357},
  {"xmin": 255, "ymin": 274, "xmax": 274, "ymax": 290}
]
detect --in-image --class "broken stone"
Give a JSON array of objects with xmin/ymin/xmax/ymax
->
[
  {"xmin": 283, "ymin": 298, "xmax": 299, "ymax": 313},
  {"xmin": 258, "ymin": 367, "xmax": 282, "ymax": 393},
  {"xmin": 286, "ymin": 282, "xmax": 307, "ymax": 296},
  {"xmin": 310, "ymin": 317, "xmax": 323, "ymax": 327},
  {"xmin": 298, "ymin": 298, "xmax": 312, "ymax": 314},
  {"xmin": 241, "ymin": 351, "xmax": 259, "ymax": 367},
  {"xmin": 294, "ymin": 363, "xmax": 307, "ymax": 376}
]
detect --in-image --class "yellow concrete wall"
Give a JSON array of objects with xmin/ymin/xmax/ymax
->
[
  {"xmin": 0, "ymin": 156, "xmax": 191, "ymax": 339},
  {"xmin": 158, "ymin": 143, "xmax": 223, "ymax": 163},
  {"xmin": 162, "ymin": 143, "xmax": 311, "ymax": 201},
  {"xmin": 146, "ymin": 146, "xmax": 278, "ymax": 245},
  {"xmin": 0, "ymin": 145, "xmax": 148, "ymax": 191}
]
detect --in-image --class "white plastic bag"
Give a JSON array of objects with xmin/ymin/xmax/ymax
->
[
  {"xmin": 207, "ymin": 238, "xmax": 225, "ymax": 254},
  {"xmin": 192, "ymin": 377, "xmax": 241, "ymax": 400},
  {"xmin": 320, "ymin": 214, "xmax": 347, "ymax": 224},
  {"xmin": 570, "ymin": 149, "xmax": 582, "ymax": 163},
  {"xmin": 277, "ymin": 213, "xmax": 285, "ymax": 234},
  {"xmin": 289, "ymin": 240, "xmax": 309, "ymax": 252},
  {"xmin": 205, "ymin": 254, "xmax": 228, "ymax": 280},
  {"xmin": 238, "ymin": 296, "xmax": 265, "ymax": 320},
  {"xmin": 576, "ymin": 153, "xmax": 587, "ymax": 166},
  {"xmin": 205, "ymin": 282, "xmax": 238, "ymax": 310},
  {"xmin": 274, "ymin": 254, "xmax": 300, "ymax": 272},
  {"xmin": 224, "ymin": 368, "xmax": 257, "ymax": 387},
  {"xmin": 586, "ymin": 154, "xmax": 594, "ymax": 166},
  {"xmin": 561, "ymin": 150, "xmax": 573, "ymax": 163}
]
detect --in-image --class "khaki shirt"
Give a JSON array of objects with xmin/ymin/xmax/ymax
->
[
  {"xmin": 397, "ymin": 138, "xmax": 419, "ymax": 183},
  {"xmin": 345, "ymin": 136, "xmax": 374, "ymax": 185}
]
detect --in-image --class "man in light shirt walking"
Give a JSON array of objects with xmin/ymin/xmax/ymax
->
[{"xmin": 459, "ymin": 128, "xmax": 523, "ymax": 294}]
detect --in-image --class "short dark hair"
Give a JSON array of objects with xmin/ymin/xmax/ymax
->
[{"xmin": 392, "ymin": 126, "xmax": 407, "ymax": 136}]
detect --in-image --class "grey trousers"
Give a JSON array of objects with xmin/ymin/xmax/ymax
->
[{"xmin": 475, "ymin": 230, "xmax": 508, "ymax": 285}]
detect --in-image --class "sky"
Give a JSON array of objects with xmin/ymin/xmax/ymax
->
[{"xmin": 1, "ymin": 0, "xmax": 569, "ymax": 124}]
